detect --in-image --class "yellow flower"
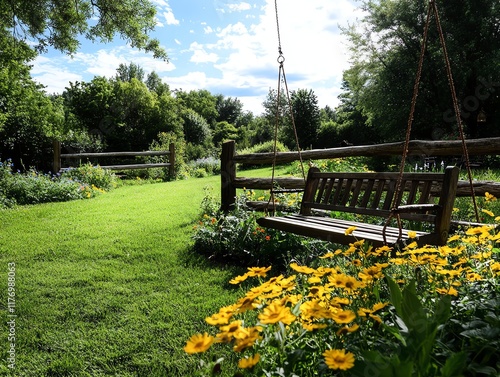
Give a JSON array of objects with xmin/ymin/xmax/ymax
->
[
  {"xmin": 205, "ymin": 311, "xmax": 232, "ymax": 325},
  {"xmin": 436, "ymin": 286, "xmax": 458, "ymax": 296},
  {"xmin": 358, "ymin": 266, "xmax": 384, "ymax": 281},
  {"xmin": 233, "ymin": 327, "xmax": 262, "ymax": 352},
  {"xmin": 247, "ymin": 266, "xmax": 272, "ymax": 278},
  {"xmin": 336, "ymin": 323, "xmax": 360, "ymax": 335},
  {"xmin": 345, "ymin": 226, "xmax": 357, "ymax": 236},
  {"xmin": 319, "ymin": 249, "xmax": 343, "ymax": 258},
  {"xmin": 289, "ymin": 262, "xmax": 316, "ymax": 274},
  {"xmin": 330, "ymin": 309, "xmax": 356, "ymax": 324},
  {"xmin": 183, "ymin": 333, "xmax": 214, "ymax": 354},
  {"xmin": 482, "ymin": 209, "xmax": 495, "ymax": 217},
  {"xmin": 258, "ymin": 301, "xmax": 296, "ymax": 325},
  {"xmin": 323, "ymin": 349, "xmax": 355, "ymax": 370},
  {"xmin": 408, "ymin": 231, "xmax": 418, "ymax": 239},
  {"xmin": 229, "ymin": 273, "xmax": 249, "ymax": 285},
  {"xmin": 238, "ymin": 354, "xmax": 260, "ymax": 369},
  {"xmin": 485, "ymin": 192, "xmax": 497, "ymax": 202},
  {"xmin": 447, "ymin": 234, "xmax": 461, "ymax": 242}
]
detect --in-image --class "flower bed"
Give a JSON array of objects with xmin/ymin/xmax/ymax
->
[{"xmin": 186, "ymin": 223, "xmax": 500, "ymax": 376}]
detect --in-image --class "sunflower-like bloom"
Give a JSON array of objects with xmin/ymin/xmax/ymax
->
[
  {"xmin": 247, "ymin": 266, "xmax": 272, "ymax": 277},
  {"xmin": 258, "ymin": 301, "xmax": 296, "ymax": 325},
  {"xmin": 238, "ymin": 354, "xmax": 260, "ymax": 369},
  {"xmin": 183, "ymin": 332, "xmax": 215, "ymax": 354},
  {"xmin": 330, "ymin": 309, "xmax": 356, "ymax": 324},
  {"xmin": 323, "ymin": 349, "xmax": 355, "ymax": 370}
]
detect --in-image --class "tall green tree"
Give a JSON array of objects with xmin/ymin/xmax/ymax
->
[
  {"xmin": 115, "ymin": 63, "xmax": 145, "ymax": 82},
  {"xmin": 341, "ymin": 0, "xmax": 500, "ymax": 141},
  {"xmin": 175, "ymin": 90, "xmax": 218, "ymax": 127},
  {"xmin": 0, "ymin": 34, "xmax": 64, "ymax": 170},
  {"xmin": 0, "ymin": 0, "xmax": 166, "ymax": 59},
  {"xmin": 215, "ymin": 95, "xmax": 244, "ymax": 125},
  {"xmin": 289, "ymin": 89, "xmax": 321, "ymax": 149}
]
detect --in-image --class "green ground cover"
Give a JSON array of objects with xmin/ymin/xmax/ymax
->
[{"xmin": 0, "ymin": 175, "xmax": 243, "ymax": 376}]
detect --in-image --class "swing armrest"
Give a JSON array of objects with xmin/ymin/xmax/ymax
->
[{"xmin": 393, "ymin": 204, "xmax": 441, "ymax": 214}]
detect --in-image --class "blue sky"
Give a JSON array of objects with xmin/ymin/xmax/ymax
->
[{"xmin": 31, "ymin": 0, "xmax": 364, "ymax": 115}]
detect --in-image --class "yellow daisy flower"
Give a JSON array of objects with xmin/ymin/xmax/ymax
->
[
  {"xmin": 183, "ymin": 333, "xmax": 214, "ymax": 354},
  {"xmin": 238, "ymin": 354, "xmax": 260, "ymax": 369},
  {"xmin": 323, "ymin": 349, "xmax": 355, "ymax": 370}
]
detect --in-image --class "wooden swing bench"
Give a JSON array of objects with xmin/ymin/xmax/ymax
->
[{"xmin": 257, "ymin": 166, "xmax": 460, "ymax": 248}]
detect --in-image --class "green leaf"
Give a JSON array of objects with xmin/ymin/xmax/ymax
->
[
  {"xmin": 440, "ymin": 352, "xmax": 466, "ymax": 377},
  {"xmin": 382, "ymin": 322, "xmax": 407, "ymax": 346},
  {"xmin": 433, "ymin": 295, "xmax": 452, "ymax": 326},
  {"xmin": 386, "ymin": 275, "xmax": 403, "ymax": 317},
  {"xmin": 401, "ymin": 281, "xmax": 427, "ymax": 332}
]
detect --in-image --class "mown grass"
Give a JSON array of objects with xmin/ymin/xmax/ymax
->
[{"xmin": 0, "ymin": 176, "xmax": 245, "ymax": 376}]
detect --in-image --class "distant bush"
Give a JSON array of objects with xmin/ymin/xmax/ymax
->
[
  {"xmin": 188, "ymin": 157, "xmax": 220, "ymax": 177},
  {"xmin": 0, "ymin": 160, "xmax": 115, "ymax": 208},
  {"xmin": 238, "ymin": 141, "xmax": 289, "ymax": 155},
  {"xmin": 61, "ymin": 163, "xmax": 117, "ymax": 191}
]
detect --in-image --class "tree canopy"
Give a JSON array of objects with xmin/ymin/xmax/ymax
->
[
  {"xmin": 341, "ymin": 0, "xmax": 500, "ymax": 142},
  {"xmin": 1, "ymin": 0, "xmax": 166, "ymax": 59}
]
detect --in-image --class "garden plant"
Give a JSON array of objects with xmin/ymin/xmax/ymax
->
[{"xmin": 188, "ymin": 188, "xmax": 500, "ymax": 376}]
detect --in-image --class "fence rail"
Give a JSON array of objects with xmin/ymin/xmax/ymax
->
[
  {"xmin": 53, "ymin": 141, "xmax": 175, "ymax": 177},
  {"xmin": 220, "ymin": 138, "xmax": 500, "ymax": 211}
]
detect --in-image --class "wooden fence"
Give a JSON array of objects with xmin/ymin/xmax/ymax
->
[
  {"xmin": 53, "ymin": 141, "xmax": 175, "ymax": 177},
  {"xmin": 221, "ymin": 138, "xmax": 500, "ymax": 211}
]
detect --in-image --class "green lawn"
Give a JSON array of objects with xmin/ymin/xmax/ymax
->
[{"xmin": 0, "ymin": 175, "xmax": 246, "ymax": 376}]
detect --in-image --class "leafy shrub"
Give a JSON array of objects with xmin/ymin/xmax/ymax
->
[
  {"xmin": 238, "ymin": 140, "xmax": 289, "ymax": 155},
  {"xmin": 191, "ymin": 187, "xmax": 333, "ymax": 269},
  {"xmin": 188, "ymin": 157, "xmax": 221, "ymax": 177},
  {"xmin": 61, "ymin": 163, "xmax": 117, "ymax": 191},
  {"xmin": 146, "ymin": 131, "xmax": 187, "ymax": 180},
  {"xmin": 0, "ymin": 160, "xmax": 112, "ymax": 207}
]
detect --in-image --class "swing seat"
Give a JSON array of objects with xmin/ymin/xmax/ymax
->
[{"xmin": 257, "ymin": 166, "xmax": 460, "ymax": 248}]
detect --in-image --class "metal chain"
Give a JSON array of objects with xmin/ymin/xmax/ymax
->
[
  {"xmin": 431, "ymin": 0, "xmax": 479, "ymax": 222},
  {"xmin": 384, "ymin": 0, "xmax": 433, "ymax": 244},
  {"xmin": 268, "ymin": 0, "xmax": 306, "ymax": 215}
]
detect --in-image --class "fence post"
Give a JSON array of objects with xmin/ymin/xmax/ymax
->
[
  {"xmin": 221, "ymin": 140, "xmax": 236, "ymax": 212},
  {"xmin": 169, "ymin": 143, "xmax": 175, "ymax": 178},
  {"xmin": 53, "ymin": 140, "xmax": 61, "ymax": 173}
]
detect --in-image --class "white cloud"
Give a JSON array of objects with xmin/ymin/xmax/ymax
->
[
  {"xmin": 207, "ymin": 0, "xmax": 364, "ymax": 112},
  {"xmin": 163, "ymin": 10, "xmax": 180, "ymax": 25},
  {"xmin": 189, "ymin": 42, "xmax": 219, "ymax": 63},
  {"xmin": 227, "ymin": 2, "xmax": 252, "ymax": 12},
  {"xmin": 31, "ymin": 56, "xmax": 83, "ymax": 93}
]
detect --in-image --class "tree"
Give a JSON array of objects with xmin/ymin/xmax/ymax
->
[
  {"xmin": 0, "ymin": 0, "xmax": 167, "ymax": 59},
  {"xmin": 115, "ymin": 63, "xmax": 145, "ymax": 83},
  {"xmin": 341, "ymin": 0, "xmax": 500, "ymax": 141},
  {"xmin": 289, "ymin": 89, "xmax": 321, "ymax": 149},
  {"xmin": 182, "ymin": 109, "xmax": 211, "ymax": 145},
  {"xmin": 146, "ymin": 71, "xmax": 170, "ymax": 97},
  {"xmin": 0, "ymin": 34, "xmax": 64, "ymax": 170},
  {"xmin": 175, "ymin": 90, "xmax": 218, "ymax": 127},
  {"xmin": 215, "ymin": 95, "xmax": 244, "ymax": 125}
]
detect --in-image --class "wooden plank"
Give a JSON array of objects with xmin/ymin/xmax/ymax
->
[
  {"xmin": 233, "ymin": 137, "xmax": 500, "ymax": 165},
  {"xmin": 62, "ymin": 150, "xmax": 171, "ymax": 158},
  {"xmin": 100, "ymin": 163, "xmax": 171, "ymax": 170}
]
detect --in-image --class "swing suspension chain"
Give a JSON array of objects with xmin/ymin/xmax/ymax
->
[
  {"xmin": 268, "ymin": 0, "xmax": 306, "ymax": 215},
  {"xmin": 430, "ymin": 0, "xmax": 479, "ymax": 222},
  {"xmin": 386, "ymin": 0, "xmax": 479, "ymax": 244}
]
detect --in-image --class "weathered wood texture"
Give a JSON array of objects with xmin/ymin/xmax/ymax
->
[
  {"xmin": 233, "ymin": 137, "xmax": 500, "ymax": 165},
  {"xmin": 257, "ymin": 166, "xmax": 460, "ymax": 247},
  {"xmin": 54, "ymin": 142, "xmax": 176, "ymax": 177},
  {"xmin": 221, "ymin": 139, "xmax": 500, "ymax": 211},
  {"xmin": 233, "ymin": 177, "xmax": 500, "ymax": 197}
]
